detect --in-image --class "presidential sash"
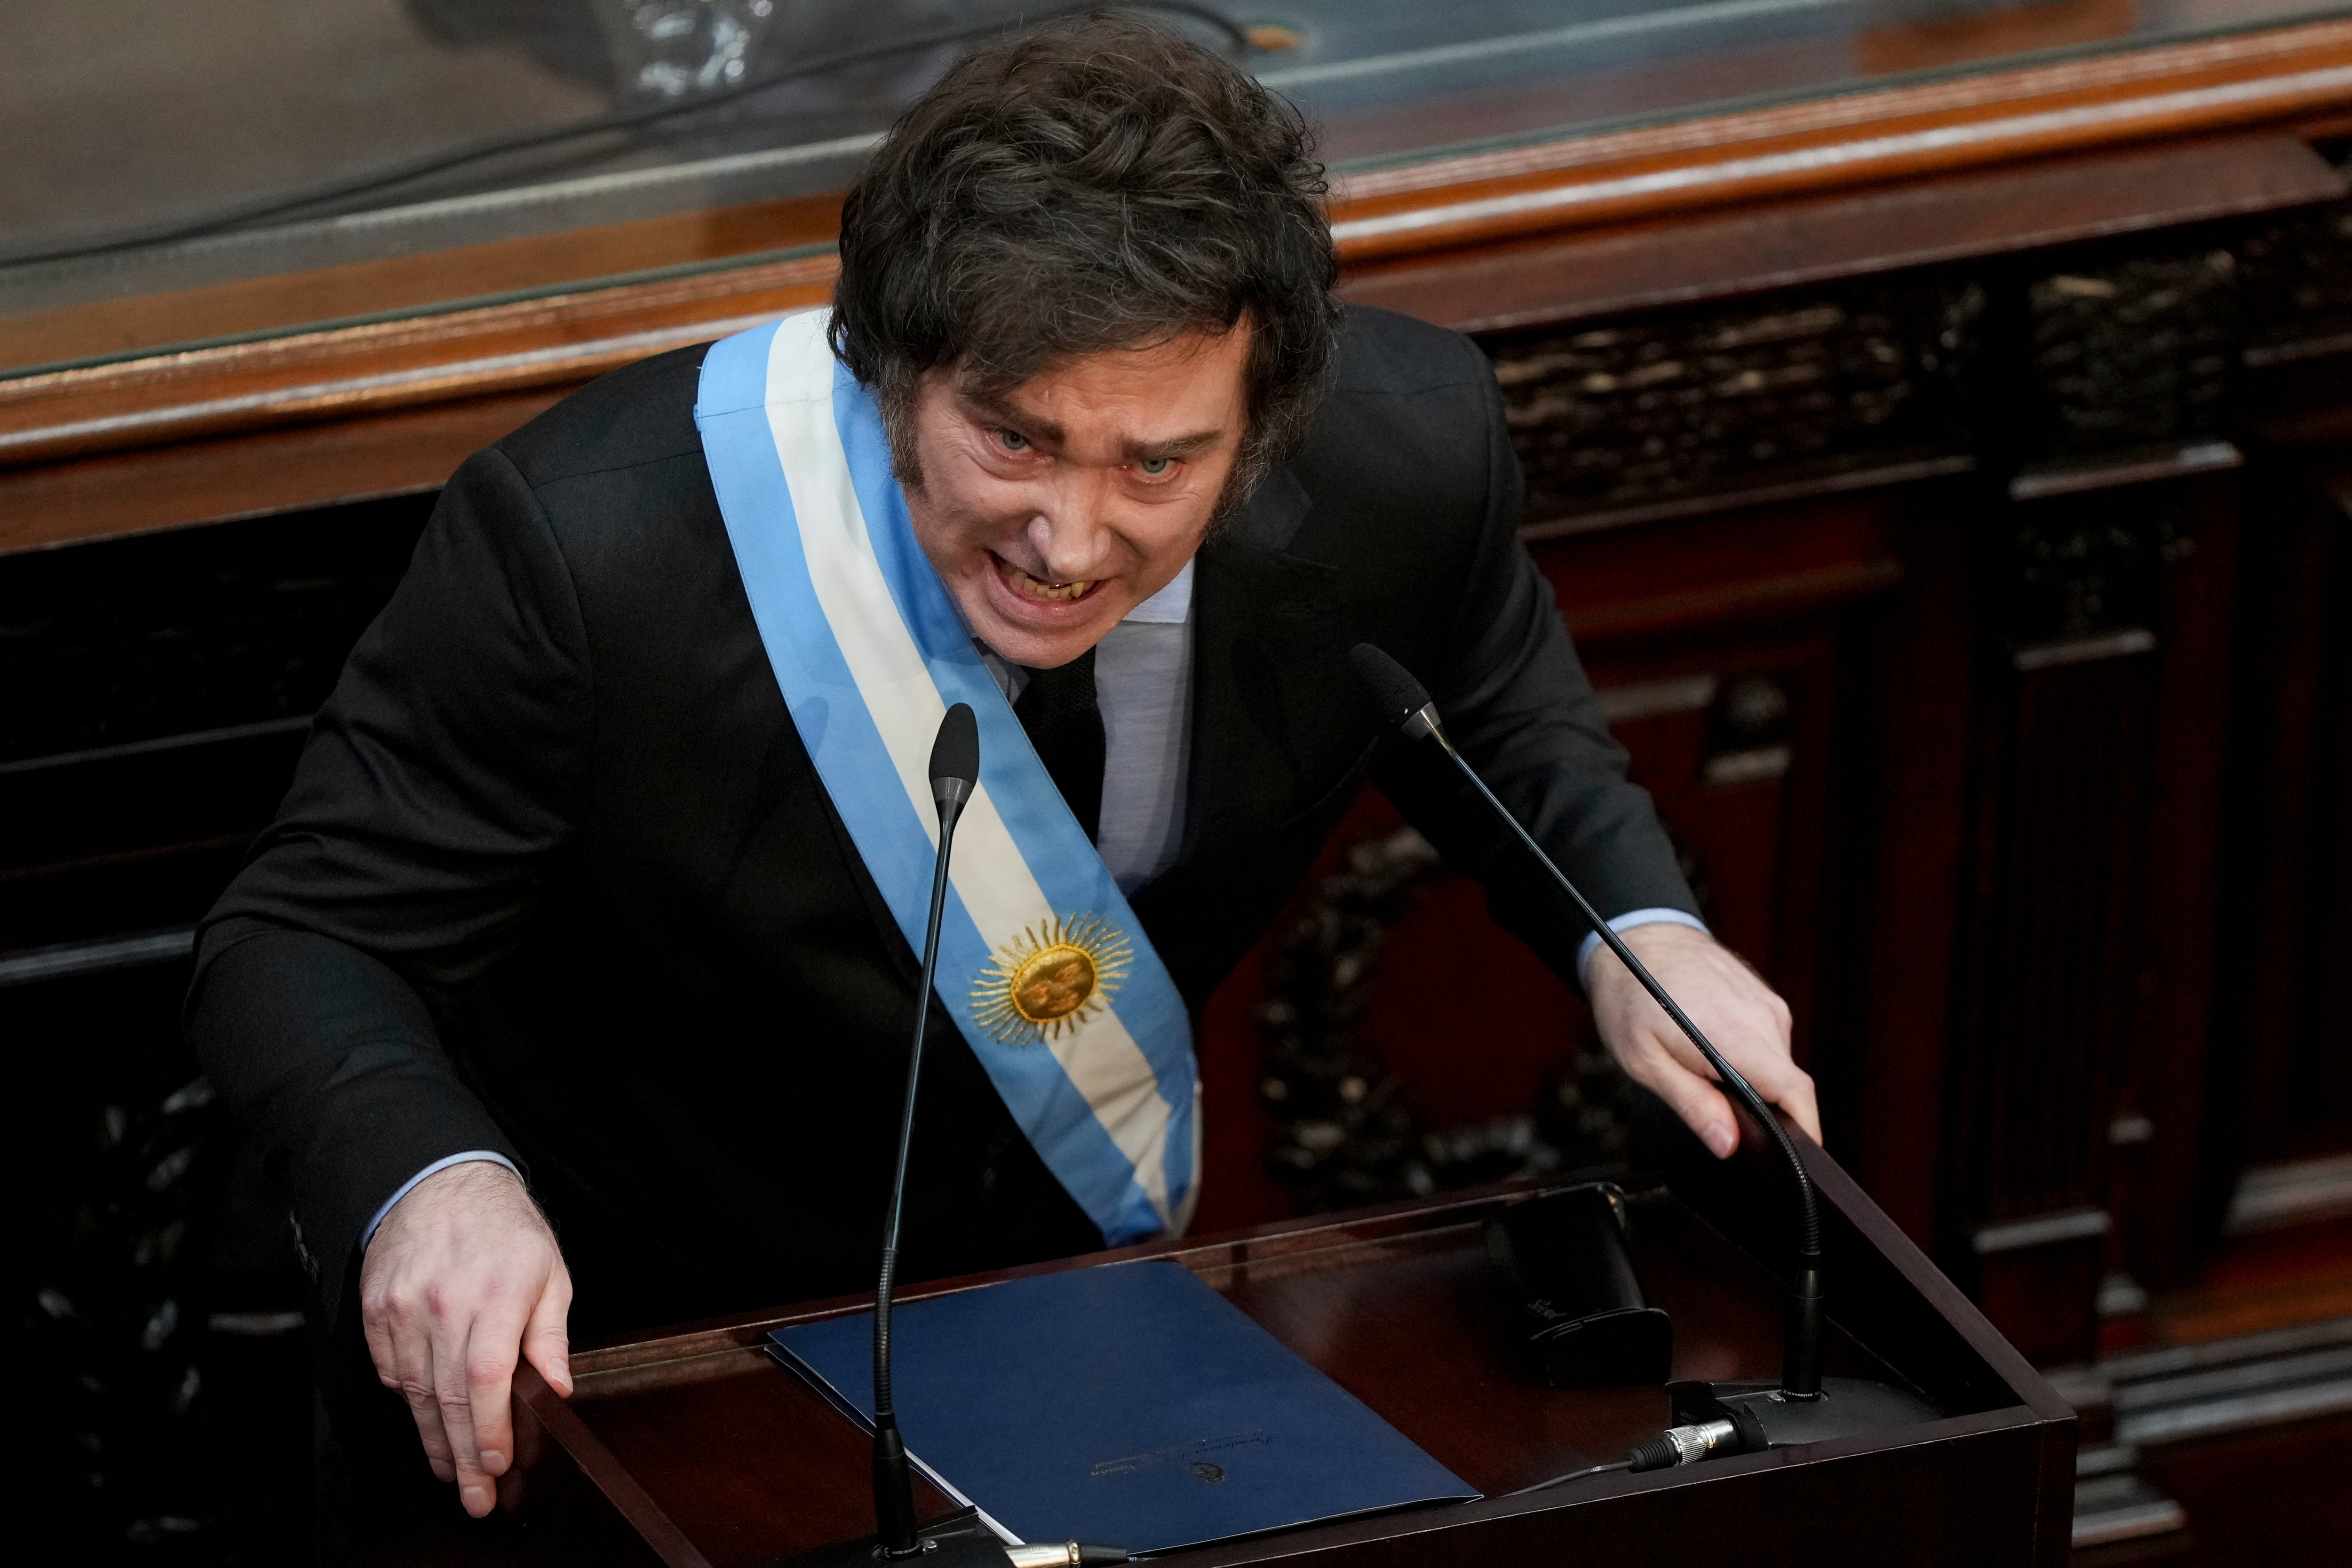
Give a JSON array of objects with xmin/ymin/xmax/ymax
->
[{"xmin": 693, "ymin": 310, "xmax": 1200, "ymax": 1244}]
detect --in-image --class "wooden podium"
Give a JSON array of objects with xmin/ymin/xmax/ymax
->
[{"xmin": 457, "ymin": 1131, "xmax": 2070, "ymax": 1568}]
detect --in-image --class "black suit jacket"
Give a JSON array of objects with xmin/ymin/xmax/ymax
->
[{"xmin": 188, "ymin": 305, "xmax": 1695, "ymax": 1335}]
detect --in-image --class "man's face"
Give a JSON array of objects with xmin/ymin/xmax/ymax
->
[{"xmin": 900, "ymin": 326, "xmax": 1253, "ymax": 669}]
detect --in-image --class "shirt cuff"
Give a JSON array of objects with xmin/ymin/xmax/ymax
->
[
  {"xmin": 1577, "ymin": 907, "xmax": 1712, "ymax": 988},
  {"xmin": 361, "ymin": 1151, "xmax": 521, "ymax": 1250}
]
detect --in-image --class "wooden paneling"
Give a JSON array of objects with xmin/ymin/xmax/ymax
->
[
  {"xmin": 2128, "ymin": 1412, "xmax": 2352, "ymax": 1567},
  {"xmin": 1954, "ymin": 635, "xmax": 2161, "ymax": 1366},
  {"xmin": 2217, "ymin": 463, "xmax": 2352, "ymax": 1173},
  {"xmin": 2111, "ymin": 513, "xmax": 2243, "ymax": 1290},
  {"xmin": 1941, "ymin": 485, "xmax": 2252, "ymax": 1358},
  {"xmin": 1838, "ymin": 515, "xmax": 1980, "ymax": 1248}
]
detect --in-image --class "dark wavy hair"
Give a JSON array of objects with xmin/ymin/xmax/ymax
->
[{"xmin": 829, "ymin": 12, "xmax": 1340, "ymax": 502}]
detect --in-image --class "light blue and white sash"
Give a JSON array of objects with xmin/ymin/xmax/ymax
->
[{"xmin": 694, "ymin": 310, "xmax": 1199, "ymax": 1244}]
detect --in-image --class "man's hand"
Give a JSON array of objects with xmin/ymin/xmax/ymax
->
[
  {"xmin": 1586, "ymin": 923, "xmax": 1818, "ymax": 1157},
  {"xmin": 359, "ymin": 1160, "xmax": 573, "ymax": 1518}
]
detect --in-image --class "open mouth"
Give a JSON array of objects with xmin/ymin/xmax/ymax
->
[{"xmin": 994, "ymin": 555, "xmax": 1099, "ymax": 605}]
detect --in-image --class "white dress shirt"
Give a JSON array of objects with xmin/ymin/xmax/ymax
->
[{"xmin": 978, "ymin": 559, "xmax": 1196, "ymax": 894}]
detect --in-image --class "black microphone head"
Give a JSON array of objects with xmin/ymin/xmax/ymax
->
[
  {"xmin": 930, "ymin": 702, "xmax": 979, "ymax": 790},
  {"xmin": 1349, "ymin": 643, "xmax": 1433, "ymax": 732}
]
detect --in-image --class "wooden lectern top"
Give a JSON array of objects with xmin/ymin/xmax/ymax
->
[{"xmin": 402, "ymin": 1134, "xmax": 2072, "ymax": 1568}]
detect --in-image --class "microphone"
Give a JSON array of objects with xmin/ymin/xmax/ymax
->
[
  {"xmin": 804, "ymin": 704, "xmax": 1127, "ymax": 1568},
  {"xmin": 1348, "ymin": 644, "xmax": 1935, "ymax": 1462},
  {"xmin": 867, "ymin": 702, "xmax": 982, "ymax": 1557}
]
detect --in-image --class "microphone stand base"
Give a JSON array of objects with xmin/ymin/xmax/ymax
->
[
  {"xmin": 1669, "ymin": 1376, "xmax": 1941, "ymax": 1452},
  {"xmin": 771, "ymin": 1507, "xmax": 1014, "ymax": 1568}
]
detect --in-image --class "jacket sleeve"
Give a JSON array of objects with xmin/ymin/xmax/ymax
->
[
  {"xmin": 186, "ymin": 445, "xmax": 591, "ymax": 1321},
  {"xmin": 1372, "ymin": 347, "xmax": 1700, "ymax": 990}
]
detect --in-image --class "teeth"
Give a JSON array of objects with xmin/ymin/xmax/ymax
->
[{"xmin": 1006, "ymin": 564, "xmax": 1092, "ymax": 603}]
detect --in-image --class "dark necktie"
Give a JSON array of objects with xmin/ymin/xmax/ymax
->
[{"xmin": 1013, "ymin": 648, "xmax": 1106, "ymax": 842}]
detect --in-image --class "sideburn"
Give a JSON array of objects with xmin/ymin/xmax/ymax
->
[{"xmin": 877, "ymin": 377, "xmax": 928, "ymax": 494}]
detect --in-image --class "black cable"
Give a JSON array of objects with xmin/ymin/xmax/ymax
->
[
  {"xmin": 1505, "ymin": 1459, "xmax": 1632, "ymax": 1497},
  {"xmin": 1, "ymin": 2, "xmax": 1253, "ymax": 270}
]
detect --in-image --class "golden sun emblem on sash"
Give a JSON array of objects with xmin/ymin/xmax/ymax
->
[{"xmin": 970, "ymin": 913, "xmax": 1133, "ymax": 1044}]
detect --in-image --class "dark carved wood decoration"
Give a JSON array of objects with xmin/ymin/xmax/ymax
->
[
  {"xmin": 2241, "ymin": 142, "xmax": 2352, "ymax": 354},
  {"xmin": 1486, "ymin": 286, "xmax": 1981, "ymax": 523},
  {"xmin": 2026, "ymin": 252, "xmax": 2241, "ymax": 462},
  {"xmin": 1250, "ymin": 823, "xmax": 1645, "ymax": 1211}
]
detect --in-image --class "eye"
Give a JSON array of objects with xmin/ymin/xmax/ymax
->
[
  {"xmin": 1135, "ymin": 456, "xmax": 1174, "ymax": 477},
  {"xmin": 995, "ymin": 428, "xmax": 1031, "ymax": 452}
]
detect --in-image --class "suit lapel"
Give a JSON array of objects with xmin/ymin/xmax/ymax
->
[
  {"xmin": 1122, "ymin": 464, "xmax": 1395, "ymax": 1004},
  {"xmin": 1176, "ymin": 466, "xmax": 1351, "ymax": 862}
]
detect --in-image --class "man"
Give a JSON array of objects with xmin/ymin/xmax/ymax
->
[{"xmin": 190, "ymin": 13, "xmax": 1814, "ymax": 1531}]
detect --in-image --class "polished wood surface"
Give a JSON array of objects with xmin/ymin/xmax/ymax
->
[
  {"xmin": 486, "ymin": 1139, "xmax": 2070, "ymax": 1568},
  {"xmin": 0, "ymin": 250, "xmax": 835, "ymax": 471},
  {"xmin": 1324, "ymin": 16, "xmax": 2352, "ymax": 259},
  {"xmin": 0, "ymin": 192, "xmax": 844, "ymax": 375}
]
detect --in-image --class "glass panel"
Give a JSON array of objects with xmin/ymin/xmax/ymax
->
[{"xmin": 3, "ymin": 0, "xmax": 2347, "ymax": 377}]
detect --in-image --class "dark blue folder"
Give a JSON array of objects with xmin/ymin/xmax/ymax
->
[{"xmin": 768, "ymin": 1259, "xmax": 1477, "ymax": 1553}]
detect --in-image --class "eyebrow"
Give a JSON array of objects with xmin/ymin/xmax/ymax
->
[
  {"xmin": 965, "ymin": 391, "xmax": 1224, "ymax": 462},
  {"xmin": 1124, "ymin": 429, "xmax": 1224, "ymax": 462},
  {"xmin": 967, "ymin": 391, "xmax": 1065, "ymax": 446}
]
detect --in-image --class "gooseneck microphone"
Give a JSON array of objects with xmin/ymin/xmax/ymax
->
[
  {"xmin": 1347, "ymin": 643, "xmax": 1825, "ymax": 1398},
  {"xmin": 1349, "ymin": 644, "xmax": 1938, "ymax": 1474},
  {"xmin": 869, "ymin": 702, "xmax": 983, "ymax": 1557},
  {"xmin": 831, "ymin": 705, "xmax": 1129, "ymax": 1568}
]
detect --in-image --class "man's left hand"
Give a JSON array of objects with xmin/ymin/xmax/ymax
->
[{"xmin": 1585, "ymin": 923, "xmax": 1817, "ymax": 1157}]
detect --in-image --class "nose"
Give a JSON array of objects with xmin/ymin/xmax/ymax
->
[{"xmin": 1024, "ymin": 467, "xmax": 1117, "ymax": 581}]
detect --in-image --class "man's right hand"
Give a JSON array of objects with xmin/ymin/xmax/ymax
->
[{"xmin": 359, "ymin": 1160, "xmax": 573, "ymax": 1518}]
